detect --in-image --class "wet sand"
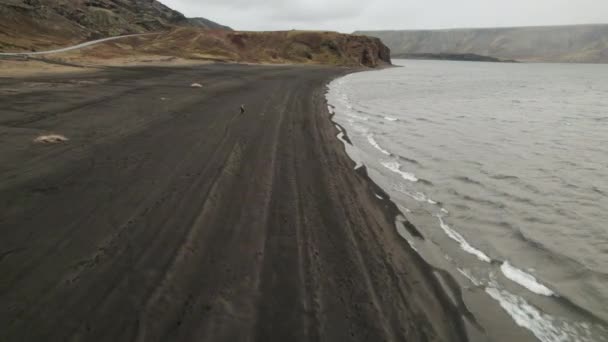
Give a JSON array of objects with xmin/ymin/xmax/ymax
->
[{"xmin": 0, "ymin": 64, "xmax": 468, "ymax": 341}]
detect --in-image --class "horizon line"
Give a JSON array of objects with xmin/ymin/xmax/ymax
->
[{"xmin": 354, "ymin": 22, "xmax": 608, "ymax": 32}]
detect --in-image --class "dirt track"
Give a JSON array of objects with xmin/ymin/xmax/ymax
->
[{"xmin": 0, "ymin": 64, "xmax": 468, "ymax": 341}]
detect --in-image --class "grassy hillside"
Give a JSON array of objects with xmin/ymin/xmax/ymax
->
[
  {"xmin": 357, "ymin": 24, "xmax": 608, "ymax": 63},
  {"xmin": 67, "ymin": 28, "xmax": 391, "ymax": 67},
  {"xmin": 0, "ymin": 0, "xmax": 229, "ymax": 52}
]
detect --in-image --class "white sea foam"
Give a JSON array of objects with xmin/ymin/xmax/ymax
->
[
  {"xmin": 456, "ymin": 268, "xmax": 593, "ymax": 342},
  {"xmin": 457, "ymin": 268, "xmax": 484, "ymax": 287},
  {"xmin": 346, "ymin": 112, "xmax": 369, "ymax": 121},
  {"xmin": 397, "ymin": 204, "xmax": 412, "ymax": 213},
  {"xmin": 486, "ymin": 284, "xmax": 593, "ymax": 342},
  {"xmin": 382, "ymin": 161, "xmax": 418, "ymax": 182},
  {"xmin": 395, "ymin": 187, "xmax": 427, "ymax": 202},
  {"xmin": 337, "ymin": 132, "xmax": 363, "ymax": 169},
  {"xmin": 410, "ymin": 191, "xmax": 427, "ymax": 202},
  {"xmin": 501, "ymin": 261, "xmax": 555, "ymax": 296},
  {"xmin": 384, "ymin": 116, "xmax": 398, "ymax": 121},
  {"xmin": 440, "ymin": 208, "xmax": 449, "ymax": 214},
  {"xmin": 367, "ymin": 134, "xmax": 391, "ymax": 155},
  {"xmin": 437, "ymin": 216, "xmax": 492, "ymax": 263},
  {"xmin": 351, "ymin": 123, "xmax": 368, "ymax": 134},
  {"xmin": 456, "ymin": 269, "xmax": 594, "ymax": 342}
]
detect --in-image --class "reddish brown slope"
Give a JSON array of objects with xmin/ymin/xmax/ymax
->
[{"xmin": 72, "ymin": 28, "xmax": 392, "ymax": 67}]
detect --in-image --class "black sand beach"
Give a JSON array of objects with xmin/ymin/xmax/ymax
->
[{"xmin": 0, "ymin": 64, "xmax": 467, "ymax": 341}]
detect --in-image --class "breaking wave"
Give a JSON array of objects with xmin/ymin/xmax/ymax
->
[
  {"xmin": 381, "ymin": 161, "xmax": 418, "ymax": 182},
  {"xmin": 501, "ymin": 261, "xmax": 555, "ymax": 296},
  {"xmin": 367, "ymin": 134, "xmax": 391, "ymax": 155}
]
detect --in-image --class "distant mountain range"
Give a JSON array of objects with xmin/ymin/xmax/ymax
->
[
  {"xmin": 0, "ymin": 0, "xmax": 230, "ymax": 51},
  {"xmin": 356, "ymin": 24, "xmax": 608, "ymax": 63},
  {"xmin": 394, "ymin": 53, "xmax": 516, "ymax": 63}
]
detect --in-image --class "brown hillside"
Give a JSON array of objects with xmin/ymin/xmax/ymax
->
[
  {"xmin": 0, "ymin": 0, "xmax": 229, "ymax": 52},
  {"xmin": 67, "ymin": 28, "xmax": 392, "ymax": 67}
]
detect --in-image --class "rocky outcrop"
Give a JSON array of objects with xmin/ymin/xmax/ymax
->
[{"xmin": 340, "ymin": 34, "xmax": 392, "ymax": 67}]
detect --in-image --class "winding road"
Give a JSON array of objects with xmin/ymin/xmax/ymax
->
[{"xmin": 0, "ymin": 33, "xmax": 154, "ymax": 56}]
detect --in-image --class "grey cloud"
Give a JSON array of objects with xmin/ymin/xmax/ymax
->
[{"xmin": 162, "ymin": 0, "xmax": 608, "ymax": 32}]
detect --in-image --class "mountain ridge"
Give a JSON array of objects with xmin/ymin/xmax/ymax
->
[
  {"xmin": 356, "ymin": 24, "xmax": 608, "ymax": 63},
  {"xmin": 0, "ymin": 0, "xmax": 230, "ymax": 52}
]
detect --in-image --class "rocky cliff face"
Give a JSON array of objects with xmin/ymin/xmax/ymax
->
[
  {"xmin": 357, "ymin": 25, "xmax": 608, "ymax": 63},
  {"xmin": 340, "ymin": 34, "xmax": 391, "ymax": 67},
  {"xmin": 0, "ymin": 0, "xmax": 229, "ymax": 51}
]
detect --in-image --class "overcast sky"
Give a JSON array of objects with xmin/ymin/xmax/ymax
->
[{"xmin": 162, "ymin": 0, "xmax": 608, "ymax": 32}]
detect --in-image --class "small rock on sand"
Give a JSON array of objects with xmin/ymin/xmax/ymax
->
[
  {"xmin": 34, "ymin": 134, "xmax": 69, "ymax": 144},
  {"xmin": 191, "ymin": 83, "xmax": 203, "ymax": 88}
]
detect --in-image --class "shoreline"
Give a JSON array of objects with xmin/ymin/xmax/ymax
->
[
  {"xmin": 325, "ymin": 80, "xmax": 487, "ymax": 338},
  {"xmin": 325, "ymin": 63, "xmax": 608, "ymax": 342},
  {"xmin": 0, "ymin": 63, "xmax": 467, "ymax": 341}
]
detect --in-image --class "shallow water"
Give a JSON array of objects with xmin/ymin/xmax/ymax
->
[{"xmin": 327, "ymin": 60, "xmax": 608, "ymax": 342}]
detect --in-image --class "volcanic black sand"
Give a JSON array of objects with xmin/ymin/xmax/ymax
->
[{"xmin": 0, "ymin": 64, "xmax": 468, "ymax": 341}]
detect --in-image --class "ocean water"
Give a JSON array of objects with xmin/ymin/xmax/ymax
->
[{"xmin": 327, "ymin": 60, "xmax": 608, "ymax": 342}]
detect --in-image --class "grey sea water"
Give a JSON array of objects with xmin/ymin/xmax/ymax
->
[{"xmin": 327, "ymin": 60, "xmax": 608, "ymax": 342}]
